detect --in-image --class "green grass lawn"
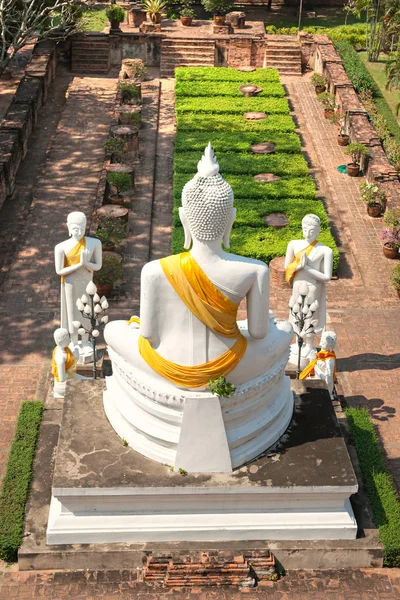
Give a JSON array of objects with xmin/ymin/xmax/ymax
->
[
  {"xmin": 359, "ymin": 52, "xmax": 400, "ymax": 124},
  {"xmin": 80, "ymin": 6, "xmax": 108, "ymax": 32},
  {"xmin": 265, "ymin": 7, "xmax": 364, "ymax": 29}
]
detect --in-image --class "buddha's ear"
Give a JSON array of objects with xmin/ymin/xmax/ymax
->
[
  {"xmin": 223, "ymin": 208, "xmax": 236, "ymax": 249},
  {"xmin": 179, "ymin": 207, "xmax": 192, "ymax": 250}
]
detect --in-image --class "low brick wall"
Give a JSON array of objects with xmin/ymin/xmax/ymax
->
[{"xmin": 0, "ymin": 41, "xmax": 56, "ymax": 211}]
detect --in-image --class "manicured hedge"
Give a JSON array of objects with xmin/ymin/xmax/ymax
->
[
  {"xmin": 266, "ymin": 24, "xmax": 367, "ymax": 50},
  {"xmin": 176, "ymin": 113, "xmax": 297, "ymax": 133},
  {"xmin": 175, "ymin": 81, "xmax": 285, "ymax": 98},
  {"xmin": 175, "ymin": 66, "xmax": 280, "ymax": 82},
  {"xmin": 333, "ymin": 40, "xmax": 378, "ymax": 95},
  {"xmin": 176, "ymin": 96, "xmax": 290, "ymax": 115},
  {"xmin": 0, "ymin": 401, "xmax": 43, "ymax": 562},
  {"xmin": 345, "ymin": 407, "xmax": 400, "ymax": 567},
  {"xmin": 175, "ymin": 131, "xmax": 302, "ymax": 154},
  {"xmin": 174, "ymin": 152, "xmax": 309, "ymax": 177}
]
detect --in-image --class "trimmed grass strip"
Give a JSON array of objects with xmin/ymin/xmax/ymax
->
[
  {"xmin": 176, "ymin": 96, "xmax": 290, "ymax": 115},
  {"xmin": 0, "ymin": 401, "xmax": 43, "ymax": 562},
  {"xmin": 175, "ymin": 66, "xmax": 280, "ymax": 82},
  {"xmin": 175, "ymin": 81, "xmax": 285, "ymax": 98},
  {"xmin": 176, "ymin": 113, "xmax": 297, "ymax": 133},
  {"xmin": 175, "ymin": 131, "xmax": 302, "ymax": 154}
]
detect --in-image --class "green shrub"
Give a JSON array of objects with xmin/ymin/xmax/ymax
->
[
  {"xmin": 175, "ymin": 131, "xmax": 302, "ymax": 154},
  {"xmin": 334, "ymin": 40, "xmax": 378, "ymax": 95},
  {"xmin": 265, "ymin": 24, "xmax": 367, "ymax": 50},
  {"xmin": 175, "ymin": 81, "xmax": 285, "ymax": 98},
  {"xmin": 374, "ymin": 97, "xmax": 400, "ymax": 143},
  {"xmin": 175, "ymin": 66, "xmax": 280, "ymax": 82},
  {"xmin": 0, "ymin": 401, "xmax": 43, "ymax": 562},
  {"xmin": 94, "ymin": 217, "xmax": 126, "ymax": 247},
  {"xmin": 104, "ymin": 137, "xmax": 128, "ymax": 162},
  {"xmin": 384, "ymin": 137, "xmax": 400, "ymax": 172},
  {"xmin": 105, "ymin": 4, "xmax": 126, "ymax": 23},
  {"xmin": 174, "ymin": 152, "xmax": 309, "ymax": 177},
  {"xmin": 94, "ymin": 253, "xmax": 123, "ymax": 285},
  {"xmin": 176, "ymin": 113, "xmax": 296, "ymax": 133},
  {"xmin": 107, "ymin": 172, "xmax": 132, "ymax": 195},
  {"xmin": 118, "ymin": 81, "xmax": 141, "ymax": 104},
  {"xmin": 201, "ymin": 0, "xmax": 234, "ymax": 15},
  {"xmin": 345, "ymin": 407, "xmax": 400, "ymax": 567}
]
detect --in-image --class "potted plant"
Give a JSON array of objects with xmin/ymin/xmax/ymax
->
[
  {"xmin": 104, "ymin": 137, "xmax": 128, "ymax": 163},
  {"xmin": 381, "ymin": 208, "xmax": 400, "ymax": 258},
  {"xmin": 359, "ymin": 181, "xmax": 387, "ymax": 217},
  {"xmin": 180, "ymin": 6, "xmax": 195, "ymax": 26},
  {"xmin": 328, "ymin": 110, "xmax": 350, "ymax": 146},
  {"xmin": 94, "ymin": 218, "xmax": 127, "ymax": 252},
  {"xmin": 311, "ymin": 73, "xmax": 328, "ymax": 95},
  {"xmin": 201, "ymin": 0, "xmax": 234, "ymax": 24},
  {"xmin": 122, "ymin": 58, "xmax": 147, "ymax": 81},
  {"xmin": 107, "ymin": 172, "xmax": 132, "ymax": 205},
  {"xmin": 118, "ymin": 109, "xmax": 142, "ymax": 127},
  {"xmin": 344, "ymin": 142, "xmax": 368, "ymax": 177},
  {"xmin": 106, "ymin": 4, "xmax": 126, "ymax": 31},
  {"xmin": 317, "ymin": 91, "xmax": 336, "ymax": 119},
  {"xmin": 94, "ymin": 252, "xmax": 123, "ymax": 297},
  {"xmin": 390, "ymin": 264, "xmax": 400, "ymax": 299},
  {"xmin": 142, "ymin": 0, "xmax": 167, "ymax": 23},
  {"xmin": 118, "ymin": 81, "xmax": 141, "ymax": 105}
]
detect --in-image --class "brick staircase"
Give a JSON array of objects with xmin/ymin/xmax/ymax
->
[
  {"xmin": 71, "ymin": 34, "xmax": 110, "ymax": 74},
  {"xmin": 160, "ymin": 38, "xmax": 215, "ymax": 78},
  {"xmin": 265, "ymin": 35, "xmax": 302, "ymax": 77}
]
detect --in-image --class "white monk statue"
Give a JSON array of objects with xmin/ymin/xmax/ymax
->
[
  {"xmin": 299, "ymin": 331, "xmax": 337, "ymax": 399},
  {"xmin": 54, "ymin": 212, "xmax": 102, "ymax": 361},
  {"xmin": 285, "ymin": 214, "xmax": 333, "ymax": 364},
  {"xmin": 52, "ymin": 328, "xmax": 90, "ymax": 398},
  {"xmin": 103, "ymin": 144, "xmax": 294, "ymax": 473}
]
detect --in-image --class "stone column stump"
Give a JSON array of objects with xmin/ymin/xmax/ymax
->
[
  {"xmin": 226, "ymin": 11, "xmax": 246, "ymax": 29},
  {"xmin": 110, "ymin": 125, "xmax": 139, "ymax": 160},
  {"xmin": 128, "ymin": 7, "xmax": 147, "ymax": 28},
  {"xmin": 269, "ymin": 256, "xmax": 287, "ymax": 289},
  {"xmin": 116, "ymin": 105, "xmax": 142, "ymax": 128},
  {"xmin": 97, "ymin": 206, "xmax": 129, "ymax": 231}
]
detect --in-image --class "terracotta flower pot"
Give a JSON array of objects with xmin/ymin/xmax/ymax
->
[
  {"xmin": 337, "ymin": 134, "xmax": 350, "ymax": 147},
  {"xmin": 214, "ymin": 15, "xmax": 226, "ymax": 25},
  {"xmin": 180, "ymin": 16, "xmax": 193, "ymax": 26},
  {"xmin": 367, "ymin": 203, "xmax": 382, "ymax": 218},
  {"xmin": 149, "ymin": 12, "xmax": 161, "ymax": 24},
  {"xmin": 315, "ymin": 85, "xmax": 326, "ymax": 95},
  {"xmin": 346, "ymin": 163, "xmax": 360, "ymax": 177},
  {"xmin": 324, "ymin": 108, "xmax": 334, "ymax": 119},
  {"xmin": 110, "ymin": 20, "xmax": 121, "ymax": 31},
  {"xmin": 383, "ymin": 244, "xmax": 399, "ymax": 259},
  {"xmin": 108, "ymin": 194, "xmax": 125, "ymax": 206},
  {"xmin": 96, "ymin": 283, "xmax": 113, "ymax": 297}
]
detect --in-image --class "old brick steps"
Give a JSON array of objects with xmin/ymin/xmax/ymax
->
[
  {"xmin": 71, "ymin": 34, "xmax": 110, "ymax": 74},
  {"xmin": 160, "ymin": 38, "xmax": 215, "ymax": 78},
  {"xmin": 265, "ymin": 35, "xmax": 302, "ymax": 76}
]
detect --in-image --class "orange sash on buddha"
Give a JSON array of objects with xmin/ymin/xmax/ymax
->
[
  {"xmin": 285, "ymin": 240, "xmax": 318, "ymax": 285},
  {"xmin": 61, "ymin": 238, "xmax": 86, "ymax": 283},
  {"xmin": 299, "ymin": 350, "xmax": 337, "ymax": 380},
  {"xmin": 51, "ymin": 347, "xmax": 77, "ymax": 382}
]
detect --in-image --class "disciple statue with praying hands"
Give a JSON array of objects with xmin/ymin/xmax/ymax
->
[
  {"xmin": 285, "ymin": 214, "xmax": 333, "ymax": 362},
  {"xmin": 54, "ymin": 212, "xmax": 102, "ymax": 358}
]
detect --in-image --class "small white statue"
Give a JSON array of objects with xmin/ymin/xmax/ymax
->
[
  {"xmin": 54, "ymin": 212, "xmax": 102, "ymax": 362},
  {"xmin": 299, "ymin": 331, "xmax": 337, "ymax": 399},
  {"xmin": 52, "ymin": 328, "xmax": 79, "ymax": 398},
  {"xmin": 285, "ymin": 214, "xmax": 333, "ymax": 364}
]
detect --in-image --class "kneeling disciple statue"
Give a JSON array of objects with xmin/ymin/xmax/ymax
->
[
  {"xmin": 104, "ymin": 144, "xmax": 294, "ymax": 473},
  {"xmin": 299, "ymin": 331, "xmax": 337, "ymax": 399},
  {"xmin": 285, "ymin": 214, "xmax": 333, "ymax": 367},
  {"xmin": 52, "ymin": 328, "xmax": 89, "ymax": 398},
  {"xmin": 54, "ymin": 212, "xmax": 102, "ymax": 363}
]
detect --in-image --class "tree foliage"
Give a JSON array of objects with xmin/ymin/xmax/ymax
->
[{"xmin": 349, "ymin": 0, "xmax": 400, "ymax": 60}]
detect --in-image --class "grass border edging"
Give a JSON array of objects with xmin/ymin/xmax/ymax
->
[
  {"xmin": 345, "ymin": 407, "xmax": 400, "ymax": 567},
  {"xmin": 0, "ymin": 400, "xmax": 43, "ymax": 562}
]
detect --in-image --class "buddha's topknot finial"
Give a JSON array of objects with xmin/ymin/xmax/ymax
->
[{"xmin": 197, "ymin": 142, "xmax": 220, "ymax": 177}]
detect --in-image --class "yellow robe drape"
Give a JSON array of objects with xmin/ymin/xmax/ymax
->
[
  {"xmin": 61, "ymin": 238, "xmax": 86, "ymax": 283},
  {"xmin": 285, "ymin": 240, "xmax": 318, "ymax": 285},
  {"xmin": 138, "ymin": 252, "xmax": 247, "ymax": 388},
  {"xmin": 51, "ymin": 347, "xmax": 77, "ymax": 382},
  {"xmin": 299, "ymin": 350, "xmax": 337, "ymax": 380}
]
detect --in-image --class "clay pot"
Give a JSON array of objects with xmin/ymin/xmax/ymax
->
[
  {"xmin": 180, "ymin": 16, "xmax": 193, "ymax": 26},
  {"xmin": 367, "ymin": 203, "xmax": 382, "ymax": 218},
  {"xmin": 102, "ymin": 243, "xmax": 116, "ymax": 253},
  {"xmin": 315, "ymin": 85, "xmax": 326, "ymax": 95},
  {"xmin": 337, "ymin": 134, "xmax": 350, "ymax": 147},
  {"xmin": 149, "ymin": 12, "xmax": 161, "ymax": 24},
  {"xmin": 214, "ymin": 15, "xmax": 226, "ymax": 25},
  {"xmin": 96, "ymin": 283, "xmax": 113, "ymax": 297},
  {"xmin": 383, "ymin": 244, "xmax": 399, "ymax": 259},
  {"xmin": 346, "ymin": 163, "xmax": 360, "ymax": 177},
  {"xmin": 324, "ymin": 108, "xmax": 334, "ymax": 119},
  {"xmin": 108, "ymin": 194, "xmax": 125, "ymax": 206},
  {"xmin": 110, "ymin": 20, "xmax": 121, "ymax": 31}
]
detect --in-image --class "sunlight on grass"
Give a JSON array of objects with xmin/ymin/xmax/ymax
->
[
  {"xmin": 80, "ymin": 7, "xmax": 108, "ymax": 32},
  {"xmin": 359, "ymin": 52, "xmax": 400, "ymax": 124}
]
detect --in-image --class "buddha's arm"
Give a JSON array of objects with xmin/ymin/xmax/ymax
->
[
  {"xmin": 54, "ymin": 246, "xmax": 82, "ymax": 277},
  {"xmin": 56, "ymin": 352, "xmax": 67, "ymax": 383},
  {"xmin": 305, "ymin": 249, "xmax": 333, "ymax": 282},
  {"xmin": 284, "ymin": 241, "xmax": 295, "ymax": 269},
  {"xmin": 82, "ymin": 240, "xmax": 102, "ymax": 272},
  {"xmin": 247, "ymin": 266, "xmax": 270, "ymax": 339},
  {"xmin": 138, "ymin": 263, "xmax": 160, "ymax": 346}
]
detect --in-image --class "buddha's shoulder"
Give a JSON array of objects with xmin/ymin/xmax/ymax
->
[
  {"xmin": 223, "ymin": 253, "xmax": 268, "ymax": 273},
  {"xmin": 141, "ymin": 259, "xmax": 164, "ymax": 278}
]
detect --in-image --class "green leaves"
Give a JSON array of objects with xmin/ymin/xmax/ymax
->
[
  {"xmin": 175, "ymin": 81, "xmax": 285, "ymax": 98},
  {"xmin": 175, "ymin": 67, "xmax": 280, "ymax": 82},
  {"xmin": 176, "ymin": 96, "xmax": 289, "ymax": 115}
]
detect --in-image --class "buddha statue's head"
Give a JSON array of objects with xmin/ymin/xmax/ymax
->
[
  {"xmin": 302, "ymin": 214, "xmax": 320, "ymax": 244},
  {"xmin": 54, "ymin": 327, "xmax": 70, "ymax": 349},
  {"xmin": 320, "ymin": 330, "xmax": 337, "ymax": 352},
  {"xmin": 67, "ymin": 211, "xmax": 87, "ymax": 241},
  {"xmin": 179, "ymin": 143, "xmax": 236, "ymax": 249}
]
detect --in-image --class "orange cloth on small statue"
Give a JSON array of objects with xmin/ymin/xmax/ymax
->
[
  {"xmin": 285, "ymin": 240, "xmax": 318, "ymax": 285},
  {"xmin": 61, "ymin": 238, "xmax": 86, "ymax": 283},
  {"xmin": 299, "ymin": 350, "xmax": 337, "ymax": 380},
  {"xmin": 51, "ymin": 347, "xmax": 77, "ymax": 382},
  {"xmin": 137, "ymin": 252, "xmax": 247, "ymax": 388}
]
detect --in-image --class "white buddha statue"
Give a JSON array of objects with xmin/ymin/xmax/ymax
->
[
  {"xmin": 54, "ymin": 212, "xmax": 102, "ymax": 361},
  {"xmin": 299, "ymin": 331, "xmax": 337, "ymax": 399},
  {"xmin": 285, "ymin": 214, "xmax": 333, "ymax": 365},
  {"xmin": 104, "ymin": 144, "xmax": 294, "ymax": 472},
  {"xmin": 52, "ymin": 328, "xmax": 88, "ymax": 398}
]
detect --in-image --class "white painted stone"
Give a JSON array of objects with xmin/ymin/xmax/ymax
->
[{"xmin": 313, "ymin": 331, "xmax": 337, "ymax": 399}]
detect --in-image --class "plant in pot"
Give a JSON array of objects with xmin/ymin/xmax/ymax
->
[
  {"xmin": 94, "ymin": 252, "xmax": 123, "ymax": 297},
  {"xmin": 142, "ymin": 0, "xmax": 167, "ymax": 23},
  {"xmin": 118, "ymin": 81, "xmax": 141, "ymax": 105},
  {"xmin": 311, "ymin": 73, "xmax": 328, "ymax": 95},
  {"xmin": 180, "ymin": 6, "xmax": 195, "ymax": 26},
  {"xmin": 390, "ymin": 264, "xmax": 400, "ymax": 299},
  {"xmin": 328, "ymin": 110, "xmax": 349, "ymax": 146},
  {"xmin": 119, "ymin": 110, "xmax": 142, "ymax": 127},
  {"xmin": 104, "ymin": 137, "xmax": 128, "ymax": 163},
  {"xmin": 359, "ymin": 181, "xmax": 387, "ymax": 218},
  {"xmin": 317, "ymin": 91, "xmax": 336, "ymax": 119},
  {"xmin": 122, "ymin": 58, "xmax": 147, "ymax": 81},
  {"xmin": 106, "ymin": 4, "xmax": 126, "ymax": 31},
  {"xmin": 107, "ymin": 172, "xmax": 132, "ymax": 205},
  {"xmin": 201, "ymin": 0, "xmax": 234, "ymax": 24},
  {"xmin": 381, "ymin": 208, "xmax": 400, "ymax": 258},
  {"xmin": 344, "ymin": 142, "xmax": 368, "ymax": 177},
  {"xmin": 94, "ymin": 218, "xmax": 127, "ymax": 253}
]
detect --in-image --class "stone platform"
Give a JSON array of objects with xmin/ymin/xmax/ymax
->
[{"xmin": 19, "ymin": 379, "xmax": 383, "ymax": 570}]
